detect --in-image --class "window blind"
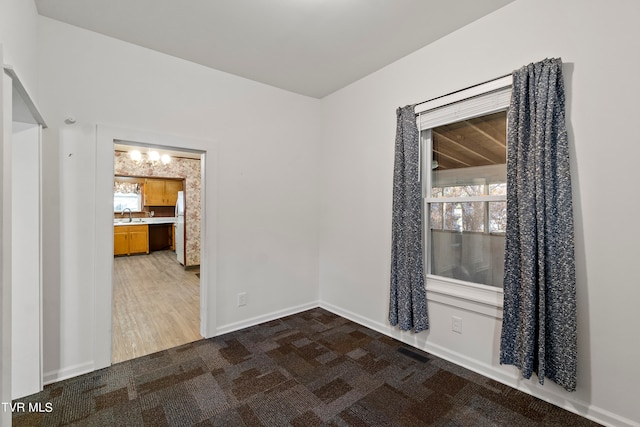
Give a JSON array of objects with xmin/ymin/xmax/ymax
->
[{"xmin": 416, "ymin": 76, "xmax": 512, "ymax": 130}]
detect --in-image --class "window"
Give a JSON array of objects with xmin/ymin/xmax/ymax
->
[
  {"xmin": 113, "ymin": 179, "xmax": 142, "ymax": 212},
  {"xmin": 418, "ymin": 79, "xmax": 511, "ymax": 289},
  {"xmin": 114, "ymin": 192, "xmax": 142, "ymax": 212}
]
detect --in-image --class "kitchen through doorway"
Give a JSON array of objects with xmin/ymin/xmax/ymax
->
[{"xmin": 111, "ymin": 142, "xmax": 203, "ymax": 363}]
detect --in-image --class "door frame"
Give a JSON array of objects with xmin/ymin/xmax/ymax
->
[
  {"xmin": 94, "ymin": 125, "xmax": 218, "ymax": 369},
  {"xmin": 2, "ymin": 50, "xmax": 48, "ymax": 412},
  {"xmin": 0, "ymin": 46, "xmax": 13, "ymax": 427}
]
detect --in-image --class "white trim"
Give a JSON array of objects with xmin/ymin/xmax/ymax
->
[
  {"xmin": 422, "ymin": 128, "xmax": 432, "ymax": 199},
  {"xmin": 215, "ymin": 301, "xmax": 319, "ymax": 336},
  {"xmin": 37, "ymin": 125, "xmax": 43, "ymax": 394},
  {"xmin": 427, "ymin": 195, "xmax": 506, "ymax": 204},
  {"xmin": 43, "ymin": 361, "xmax": 94, "ymax": 385},
  {"xmin": 428, "ymin": 164, "xmax": 507, "ymax": 194},
  {"xmin": 0, "ymin": 46, "xmax": 13, "ymax": 427},
  {"xmin": 426, "ymin": 276, "xmax": 503, "ymax": 318},
  {"xmin": 3, "ymin": 65, "xmax": 47, "ymax": 128},
  {"xmin": 319, "ymin": 300, "xmax": 637, "ymax": 427},
  {"xmin": 319, "ymin": 302, "xmax": 390, "ymax": 336},
  {"xmin": 199, "ymin": 152, "xmax": 213, "ymax": 338}
]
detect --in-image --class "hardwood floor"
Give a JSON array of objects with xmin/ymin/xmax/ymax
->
[{"xmin": 112, "ymin": 250, "xmax": 201, "ymax": 364}]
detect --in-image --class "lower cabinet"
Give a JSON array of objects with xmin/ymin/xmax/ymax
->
[
  {"xmin": 148, "ymin": 223, "xmax": 174, "ymax": 251},
  {"xmin": 114, "ymin": 224, "xmax": 149, "ymax": 256}
]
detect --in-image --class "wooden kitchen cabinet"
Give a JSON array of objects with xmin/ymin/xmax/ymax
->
[
  {"xmin": 113, "ymin": 228, "xmax": 129, "ymax": 256},
  {"xmin": 114, "ymin": 224, "xmax": 149, "ymax": 256},
  {"xmin": 144, "ymin": 178, "xmax": 183, "ymax": 206},
  {"xmin": 144, "ymin": 179, "xmax": 166, "ymax": 205},
  {"xmin": 164, "ymin": 180, "xmax": 183, "ymax": 206}
]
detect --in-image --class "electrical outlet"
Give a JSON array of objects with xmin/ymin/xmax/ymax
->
[
  {"xmin": 237, "ymin": 292, "xmax": 247, "ymax": 307},
  {"xmin": 452, "ymin": 316, "xmax": 462, "ymax": 334}
]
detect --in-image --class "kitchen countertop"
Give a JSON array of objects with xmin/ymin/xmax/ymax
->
[{"xmin": 114, "ymin": 217, "xmax": 177, "ymax": 226}]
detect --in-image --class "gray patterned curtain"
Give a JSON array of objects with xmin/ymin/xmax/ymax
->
[
  {"xmin": 389, "ymin": 105, "xmax": 429, "ymax": 332},
  {"xmin": 500, "ymin": 58, "xmax": 577, "ymax": 391}
]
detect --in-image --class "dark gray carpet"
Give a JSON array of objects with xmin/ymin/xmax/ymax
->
[{"xmin": 13, "ymin": 308, "xmax": 599, "ymax": 426}]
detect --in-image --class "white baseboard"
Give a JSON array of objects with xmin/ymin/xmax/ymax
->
[
  {"xmin": 215, "ymin": 301, "xmax": 319, "ymax": 336},
  {"xmin": 319, "ymin": 301, "xmax": 639, "ymax": 427},
  {"xmin": 43, "ymin": 361, "xmax": 95, "ymax": 386}
]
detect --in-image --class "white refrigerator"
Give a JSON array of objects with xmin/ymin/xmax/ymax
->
[{"xmin": 175, "ymin": 191, "xmax": 185, "ymax": 265}]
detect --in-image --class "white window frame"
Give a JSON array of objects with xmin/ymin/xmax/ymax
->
[
  {"xmin": 113, "ymin": 192, "xmax": 142, "ymax": 213},
  {"xmin": 416, "ymin": 76, "xmax": 512, "ymax": 316}
]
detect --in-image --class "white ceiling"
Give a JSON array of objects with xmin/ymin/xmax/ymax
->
[{"xmin": 35, "ymin": 0, "xmax": 514, "ymax": 98}]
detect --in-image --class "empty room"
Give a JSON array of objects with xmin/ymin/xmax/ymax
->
[{"xmin": 1, "ymin": 0, "xmax": 639, "ymax": 426}]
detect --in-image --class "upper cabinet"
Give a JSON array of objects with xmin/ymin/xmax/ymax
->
[
  {"xmin": 144, "ymin": 178, "xmax": 183, "ymax": 206},
  {"xmin": 164, "ymin": 180, "xmax": 183, "ymax": 205},
  {"xmin": 144, "ymin": 178, "xmax": 165, "ymax": 205}
]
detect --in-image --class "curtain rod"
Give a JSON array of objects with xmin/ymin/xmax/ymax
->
[{"xmin": 414, "ymin": 72, "xmax": 512, "ymax": 109}]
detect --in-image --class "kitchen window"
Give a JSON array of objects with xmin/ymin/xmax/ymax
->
[
  {"xmin": 417, "ymin": 78, "xmax": 511, "ymax": 292},
  {"xmin": 114, "ymin": 192, "xmax": 142, "ymax": 212},
  {"xmin": 114, "ymin": 179, "xmax": 142, "ymax": 212}
]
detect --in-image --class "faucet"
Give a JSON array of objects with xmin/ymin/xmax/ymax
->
[{"xmin": 121, "ymin": 208, "xmax": 132, "ymax": 222}]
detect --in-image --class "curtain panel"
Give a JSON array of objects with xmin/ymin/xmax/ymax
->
[
  {"xmin": 500, "ymin": 58, "xmax": 577, "ymax": 392},
  {"xmin": 389, "ymin": 105, "xmax": 429, "ymax": 333}
]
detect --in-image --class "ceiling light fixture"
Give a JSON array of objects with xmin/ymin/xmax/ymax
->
[{"xmin": 128, "ymin": 149, "xmax": 171, "ymax": 165}]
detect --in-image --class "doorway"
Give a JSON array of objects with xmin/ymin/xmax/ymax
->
[
  {"xmin": 111, "ymin": 143, "xmax": 203, "ymax": 363},
  {"xmin": 93, "ymin": 125, "xmax": 217, "ymax": 371}
]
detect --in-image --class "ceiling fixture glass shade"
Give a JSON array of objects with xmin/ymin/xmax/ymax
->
[
  {"xmin": 161, "ymin": 154, "xmax": 171, "ymax": 164},
  {"xmin": 129, "ymin": 150, "xmax": 142, "ymax": 161},
  {"xmin": 148, "ymin": 151, "xmax": 160, "ymax": 162}
]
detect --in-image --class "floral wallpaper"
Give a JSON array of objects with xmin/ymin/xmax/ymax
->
[{"xmin": 114, "ymin": 151, "xmax": 201, "ymax": 267}]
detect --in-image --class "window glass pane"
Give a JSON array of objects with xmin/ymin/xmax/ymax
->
[
  {"xmin": 438, "ymin": 202, "xmax": 485, "ymax": 232},
  {"xmin": 430, "ymin": 205, "xmax": 505, "ymax": 288},
  {"xmin": 114, "ymin": 193, "xmax": 142, "ymax": 212},
  {"xmin": 430, "ymin": 229, "xmax": 505, "ymax": 287},
  {"xmin": 430, "ymin": 203, "xmax": 443, "ymax": 230},
  {"xmin": 429, "ymin": 111, "xmax": 507, "ymax": 197},
  {"xmin": 489, "ymin": 201, "xmax": 507, "ymax": 233},
  {"xmin": 489, "ymin": 183, "xmax": 506, "ymax": 196},
  {"xmin": 439, "ymin": 185, "xmax": 485, "ymax": 198}
]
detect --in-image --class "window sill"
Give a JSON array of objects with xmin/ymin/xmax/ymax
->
[{"xmin": 426, "ymin": 275, "xmax": 503, "ymax": 318}]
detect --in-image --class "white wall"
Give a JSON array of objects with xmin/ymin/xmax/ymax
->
[
  {"xmin": 11, "ymin": 123, "xmax": 42, "ymax": 399},
  {"xmin": 0, "ymin": 0, "xmax": 38, "ymax": 101},
  {"xmin": 1, "ymin": 4, "xmax": 39, "ymax": 423},
  {"xmin": 318, "ymin": 0, "xmax": 640, "ymax": 426},
  {"xmin": 37, "ymin": 16, "xmax": 320, "ymax": 381}
]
